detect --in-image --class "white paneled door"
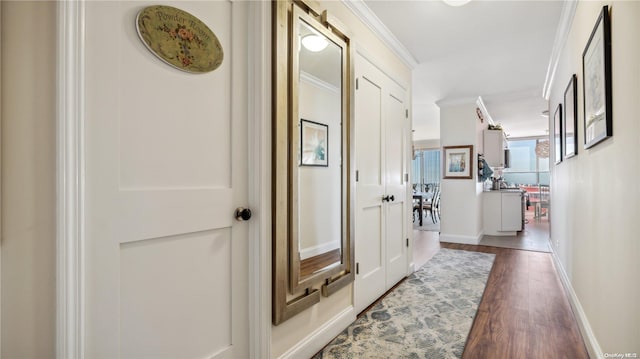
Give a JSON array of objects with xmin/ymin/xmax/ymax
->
[
  {"xmin": 353, "ymin": 67, "xmax": 386, "ymax": 313},
  {"xmin": 83, "ymin": 2, "xmax": 248, "ymax": 358},
  {"xmin": 354, "ymin": 53, "xmax": 410, "ymax": 314},
  {"xmin": 384, "ymin": 91, "xmax": 409, "ymax": 288}
]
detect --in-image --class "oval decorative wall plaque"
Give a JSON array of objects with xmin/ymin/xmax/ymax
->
[{"xmin": 136, "ymin": 5, "xmax": 223, "ymax": 73}]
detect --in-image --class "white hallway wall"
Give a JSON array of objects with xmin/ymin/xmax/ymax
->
[
  {"xmin": 438, "ymin": 101, "xmax": 484, "ymax": 245},
  {"xmin": 0, "ymin": 1, "xmax": 411, "ymax": 358},
  {"xmin": 270, "ymin": 1, "xmax": 412, "ymax": 358},
  {"xmin": 549, "ymin": 1, "xmax": 639, "ymax": 355},
  {"xmin": 1, "ymin": 2, "xmax": 57, "ymax": 358},
  {"xmin": 298, "ymin": 78, "xmax": 342, "ymax": 258}
]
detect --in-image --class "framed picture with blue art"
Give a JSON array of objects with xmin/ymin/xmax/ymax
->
[
  {"xmin": 554, "ymin": 103, "xmax": 563, "ymax": 165},
  {"xmin": 443, "ymin": 145, "xmax": 473, "ymax": 179},
  {"xmin": 563, "ymin": 74, "xmax": 578, "ymax": 159},
  {"xmin": 300, "ymin": 119, "xmax": 328, "ymax": 167},
  {"xmin": 582, "ymin": 5, "xmax": 612, "ymax": 149}
]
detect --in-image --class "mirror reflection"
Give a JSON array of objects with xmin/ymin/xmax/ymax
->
[
  {"xmin": 272, "ymin": 0, "xmax": 353, "ymax": 325},
  {"xmin": 296, "ymin": 20, "xmax": 343, "ymax": 281}
]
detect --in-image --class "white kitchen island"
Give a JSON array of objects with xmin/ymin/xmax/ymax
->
[{"xmin": 483, "ymin": 189, "xmax": 524, "ymax": 236}]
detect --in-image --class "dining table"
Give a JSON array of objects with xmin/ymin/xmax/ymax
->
[{"xmin": 412, "ymin": 192, "xmax": 434, "ymax": 226}]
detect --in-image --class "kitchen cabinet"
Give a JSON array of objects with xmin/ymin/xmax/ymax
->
[
  {"xmin": 501, "ymin": 192, "xmax": 523, "ymax": 231},
  {"xmin": 483, "ymin": 190, "xmax": 523, "ymax": 235},
  {"xmin": 483, "ymin": 130, "xmax": 506, "ymax": 167}
]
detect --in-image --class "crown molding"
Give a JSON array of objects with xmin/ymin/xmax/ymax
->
[
  {"xmin": 542, "ymin": 0, "xmax": 577, "ymax": 100},
  {"xmin": 341, "ymin": 0, "xmax": 418, "ymax": 70},
  {"xmin": 476, "ymin": 96, "xmax": 494, "ymax": 125},
  {"xmin": 301, "ymin": 71, "xmax": 340, "ymax": 95}
]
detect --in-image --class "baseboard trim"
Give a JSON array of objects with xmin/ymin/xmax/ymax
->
[
  {"xmin": 550, "ymin": 250, "xmax": 603, "ymax": 359},
  {"xmin": 277, "ymin": 306, "xmax": 356, "ymax": 359},
  {"xmin": 439, "ymin": 232, "xmax": 482, "ymax": 245}
]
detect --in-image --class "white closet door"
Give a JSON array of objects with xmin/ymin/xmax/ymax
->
[
  {"xmin": 354, "ymin": 53, "xmax": 409, "ymax": 313},
  {"xmin": 384, "ymin": 89, "xmax": 409, "ymax": 289},
  {"xmin": 83, "ymin": 2, "xmax": 249, "ymax": 358},
  {"xmin": 354, "ymin": 58, "xmax": 386, "ymax": 313}
]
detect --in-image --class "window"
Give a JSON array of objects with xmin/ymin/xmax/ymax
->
[
  {"xmin": 412, "ymin": 149, "xmax": 441, "ymax": 192},
  {"xmin": 502, "ymin": 138, "xmax": 549, "ymax": 186}
]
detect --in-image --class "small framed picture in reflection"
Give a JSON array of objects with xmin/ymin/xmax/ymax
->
[{"xmin": 300, "ymin": 119, "xmax": 328, "ymax": 167}]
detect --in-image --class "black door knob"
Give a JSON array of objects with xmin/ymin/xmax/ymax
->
[
  {"xmin": 389, "ymin": 195, "xmax": 395, "ymax": 202},
  {"xmin": 235, "ymin": 207, "xmax": 252, "ymax": 221},
  {"xmin": 382, "ymin": 195, "xmax": 389, "ymax": 202}
]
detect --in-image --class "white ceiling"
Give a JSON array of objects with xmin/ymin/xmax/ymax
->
[{"xmin": 362, "ymin": 0, "xmax": 564, "ymax": 140}]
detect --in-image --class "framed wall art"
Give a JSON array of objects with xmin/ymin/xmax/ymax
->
[
  {"xmin": 136, "ymin": 5, "xmax": 224, "ymax": 73},
  {"xmin": 300, "ymin": 119, "xmax": 328, "ymax": 166},
  {"xmin": 582, "ymin": 5, "xmax": 612, "ymax": 149},
  {"xmin": 563, "ymin": 74, "xmax": 578, "ymax": 159},
  {"xmin": 554, "ymin": 104, "xmax": 563, "ymax": 165},
  {"xmin": 443, "ymin": 145, "xmax": 473, "ymax": 179}
]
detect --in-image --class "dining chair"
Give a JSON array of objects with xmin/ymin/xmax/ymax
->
[
  {"xmin": 412, "ymin": 197, "xmax": 420, "ymax": 223},
  {"xmin": 436, "ymin": 190, "xmax": 442, "ymax": 222},
  {"xmin": 412, "ymin": 196, "xmax": 426, "ymax": 223},
  {"xmin": 537, "ymin": 185, "xmax": 550, "ymax": 221},
  {"xmin": 423, "ymin": 188, "xmax": 439, "ymax": 224}
]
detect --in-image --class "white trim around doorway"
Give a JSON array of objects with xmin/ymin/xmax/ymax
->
[
  {"xmin": 247, "ymin": 1, "xmax": 272, "ymax": 358},
  {"xmin": 56, "ymin": 1, "xmax": 86, "ymax": 358}
]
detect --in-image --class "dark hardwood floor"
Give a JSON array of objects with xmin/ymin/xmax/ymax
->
[
  {"xmin": 412, "ymin": 209, "xmax": 587, "ymax": 358},
  {"xmin": 437, "ymin": 242, "xmax": 589, "ymax": 359}
]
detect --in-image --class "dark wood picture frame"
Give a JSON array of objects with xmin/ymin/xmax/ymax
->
[
  {"xmin": 582, "ymin": 5, "xmax": 612, "ymax": 149},
  {"xmin": 554, "ymin": 103, "xmax": 563, "ymax": 165},
  {"xmin": 442, "ymin": 145, "xmax": 473, "ymax": 179},
  {"xmin": 563, "ymin": 74, "xmax": 578, "ymax": 159}
]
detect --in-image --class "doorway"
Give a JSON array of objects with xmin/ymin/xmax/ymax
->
[
  {"xmin": 479, "ymin": 137, "xmax": 552, "ymax": 252},
  {"xmin": 55, "ymin": 2, "xmax": 272, "ymax": 357},
  {"xmin": 411, "ymin": 148, "xmax": 441, "ymax": 232}
]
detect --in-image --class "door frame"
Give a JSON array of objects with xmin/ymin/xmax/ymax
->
[{"xmin": 55, "ymin": 1, "xmax": 271, "ymax": 357}]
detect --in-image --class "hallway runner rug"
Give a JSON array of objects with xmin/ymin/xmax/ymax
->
[{"xmin": 313, "ymin": 249, "xmax": 495, "ymax": 359}]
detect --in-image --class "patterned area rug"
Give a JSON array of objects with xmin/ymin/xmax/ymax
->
[{"xmin": 313, "ymin": 249, "xmax": 495, "ymax": 359}]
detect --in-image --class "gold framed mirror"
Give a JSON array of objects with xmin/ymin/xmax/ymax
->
[{"xmin": 273, "ymin": 0, "xmax": 354, "ymax": 325}]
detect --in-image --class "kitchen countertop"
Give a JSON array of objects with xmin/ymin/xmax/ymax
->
[{"xmin": 483, "ymin": 188, "xmax": 525, "ymax": 193}]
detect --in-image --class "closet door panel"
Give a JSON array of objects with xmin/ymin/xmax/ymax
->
[
  {"xmin": 354, "ymin": 53, "xmax": 409, "ymax": 312},
  {"xmin": 384, "ymin": 91, "xmax": 408, "ymax": 288},
  {"xmin": 354, "ymin": 70, "xmax": 386, "ymax": 313}
]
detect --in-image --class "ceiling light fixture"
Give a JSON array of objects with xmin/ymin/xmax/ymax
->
[
  {"xmin": 301, "ymin": 34, "xmax": 328, "ymax": 52},
  {"xmin": 443, "ymin": 0, "xmax": 472, "ymax": 7},
  {"xmin": 535, "ymin": 140, "xmax": 550, "ymax": 159}
]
